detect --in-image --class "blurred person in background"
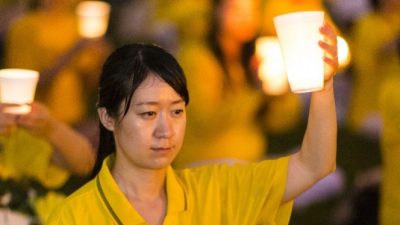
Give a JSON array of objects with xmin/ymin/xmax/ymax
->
[
  {"xmin": 0, "ymin": 102, "xmax": 96, "ymax": 224},
  {"xmin": 0, "ymin": 0, "xmax": 30, "ymax": 67},
  {"xmin": 172, "ymin": 0, "xmax": 302, "ymax": 169},
  {"xmin": 4, "ymin": 0, "xmax": 113, "ymax": 144},
  {"xmin": 346, "ymin": 0, "xmax": 400, "ymax": 139}
]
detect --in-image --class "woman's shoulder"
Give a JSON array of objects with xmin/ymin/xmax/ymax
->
[
  {"xmin": 65, "ymin": 178, "xmax": 98, "ymax": 200},
  {"xmin": 175, "ymin": 156, "xmax": 290, "ymax": 182},
  {"xmin": 46, "ymin": 179, "xmax": 98, "ymax": 224}
]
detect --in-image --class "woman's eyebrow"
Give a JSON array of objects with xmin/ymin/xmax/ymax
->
[{"xmin": 134, "ymin": 99, "xmax": 185, "ymax": 106}]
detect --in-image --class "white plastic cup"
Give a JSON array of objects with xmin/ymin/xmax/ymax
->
[
  {"xmin": 273, "ymin": 11, "xmax": 325, "ymax": 93},
  {"xmin": 76, "ymin": 1, "xmax": 111, "ymax": 38},
  {"xmin": 0, "ymin": 69, "xmax": 39, "ymax": 114}
]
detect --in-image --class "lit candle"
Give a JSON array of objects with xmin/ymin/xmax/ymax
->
[
  {"xmin": 256, "ymin": 37, "xmax": 288, "ymax": 95},
  {"xmin": 76, "ymin": 1, "xmax": 111, "ymax": 38},
  {"xmin": 337, "ymin": 36, "xmax": 351, "ymax": 70},
  {"xmin": 0, "ymin": 69, "xmax": 39, "ymax": 114}
]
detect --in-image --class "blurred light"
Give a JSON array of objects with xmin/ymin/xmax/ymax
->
[
  {"xmin": 76, "ymin": 1, "xmax": 111, "ymax": 38},
  {"xmin": 337, "ymin": 36, "xmax": 351, "ymax": 70},
  {"xmin": 256, "ymin": 37, "xmax": 288, "ymax": 95}
]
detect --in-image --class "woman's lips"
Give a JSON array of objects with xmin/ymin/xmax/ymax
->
[{"xmin": 151, "ymin": 147, "xmax": 172, "ymax": 151}]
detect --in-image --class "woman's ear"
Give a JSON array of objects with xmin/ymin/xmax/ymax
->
[{"xmin": 98, "ymin": 107, "xmax": 115, "ymax": 131}]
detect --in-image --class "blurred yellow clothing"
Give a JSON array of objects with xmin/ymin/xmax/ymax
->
[
  {"xmin": 5, "ymin": 11, "xmax": 85, "ymax": 125},
  {"xmin": 46, "ymin": 155, "xmax": 293, "ymax": 225},
  {"xmin": 261, "ymin": 0, "xmax": 334, "ymax": 35},
  {"xmin": 0, "ymin": 129, "xmax": 70, "ymax": 223},
  {"xmin": 379, "ymin": 77, "xmax": 400, "ymax": 225},
  {"xmin": 174, "ymin": 42, "xmax": 301, "ymax": 168},
  {"xmin": 0, "ymin": 129, "xmax": 69, "ymax": 188},
  {"xmin": 156, "ymin": 0, "xmax": 210, "ymax": 40},
  {"xmin": 347, "ymin": 12, "xmax": 400, "ymax": 132}
]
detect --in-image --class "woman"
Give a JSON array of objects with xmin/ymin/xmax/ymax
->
[
  {"xmin": 47, "ymin": 22, "xmax": 338, "ymax": 225},
  {"xmin": 0, "ymin": 102, "xmax": 96, "ymax": 223}
]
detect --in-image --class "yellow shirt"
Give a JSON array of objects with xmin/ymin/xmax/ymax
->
[{"xmin": 46, "ymin": 155, "xmax": 293, "ymax": 225}]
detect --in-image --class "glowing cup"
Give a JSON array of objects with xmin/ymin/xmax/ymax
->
[
  {"xmin": 337, "ymin": 36, "xmax": 351, "ymax": 70},
  {"xmin": 0, "ymin": 69, "xmax": 39, "ymax": 114},
  {"xmin": 256, "ymin": 36, "xmax": 288, "ymax": 95},
  {"xmin": 273, "ymin": 11, "xmax": 325, "ymax": 93},
  {"xmin": 76, "ymin": 1, "xmax": 111, "ymax": 38}
]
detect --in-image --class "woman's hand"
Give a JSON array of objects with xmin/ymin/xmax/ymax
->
[{"xmin": 319, "ymin": 22, "xmax": 338, "ymax": 86}]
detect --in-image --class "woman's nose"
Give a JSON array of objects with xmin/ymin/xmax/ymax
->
[{"xmin": 154, "ymin": 113, "xmax": 174, "ymax": 138}]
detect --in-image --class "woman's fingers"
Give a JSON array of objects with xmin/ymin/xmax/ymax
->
[
  {"xmin": 320, "ymin": 22, "xmax": 337, "ymax": 45},
  {"xmin": 319, "ymin": 22, "xmax": 338, "ymax": 80},
  {"xmin": 319, "ymin": 39, "xmax": 337, "ymax": 59}
]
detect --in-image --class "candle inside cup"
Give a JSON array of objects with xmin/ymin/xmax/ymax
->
[
  {"xmin": 273, "ymin": 11, "xmax": 324, "ymax": 93},
  {"xmin": 0, "ymin": 69, "xmax": 39, "ymax": 114},
  {"xmin": 76, "ymin": 1, "xmax": 111, "ymax": 38},
  {"xmin": 256, "ymin": 36, "xmax": 288, "ymax": 95}
]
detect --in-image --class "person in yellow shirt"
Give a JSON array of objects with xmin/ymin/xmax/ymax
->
[
  {"xmin": 47, "ymin": 21, "xmax": 338, "ymax": 224},
  {"xmin": 346, "ymin": 0, "xmax": 400, "ymax": 137},
  {"xmin": 0, "ymin": 102, "xmax": 96, "ymax": 223},
  {"xmin": 4, "ymin": 0, "xmax": 112, "ymax": 127}
]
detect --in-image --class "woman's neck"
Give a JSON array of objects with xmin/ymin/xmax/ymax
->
[
  {"xmin": 112, "ymin": 163, "xmax": 168, "ymax": 225},
  {"xmin": 111, "ymin": 163, "xmax": 167, "ymax": 201}
]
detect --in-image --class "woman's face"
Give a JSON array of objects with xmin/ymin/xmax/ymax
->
[{"xmin": 107, "ymin": 74, "xmax": 187, "ymax": 170}]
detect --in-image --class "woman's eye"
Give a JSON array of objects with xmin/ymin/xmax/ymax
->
[
  {"xmin": 140, "ymin": 111, "xmax": 156, "ymax": 118},
  {"xmin": 172, "ymin": 109, "xmax": 184, "ymax": 117}
]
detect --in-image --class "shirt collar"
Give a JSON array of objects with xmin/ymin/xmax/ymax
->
[
  {"xmin": 97, "ymin": 155, "xmax": 187, "ymax": 225},
  {"xmin": 165, "ymin": 166, "xmax": 187, "ymax": 213}
]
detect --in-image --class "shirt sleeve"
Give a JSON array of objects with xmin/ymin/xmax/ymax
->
[{"xmin": 216, "ymin": 156, "xmax": 293, "ymax": 225}]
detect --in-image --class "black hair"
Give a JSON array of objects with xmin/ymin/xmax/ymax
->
[{"xmin": 91, "ymin": 43, "xmax": 189, "ymax": 177}]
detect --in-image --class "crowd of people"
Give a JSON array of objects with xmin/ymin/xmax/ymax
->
[{"xmin": 0, "ymin": 0, "xmax": 398, "ymax": 224}]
